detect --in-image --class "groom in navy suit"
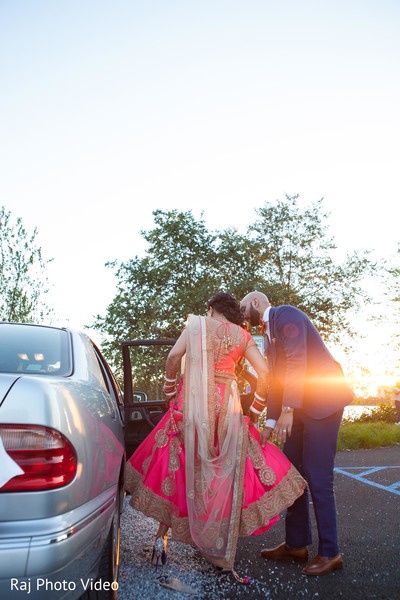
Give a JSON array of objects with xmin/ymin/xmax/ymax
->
[{"xmin": 240, "ymin": 291, "xmax": 354, "ymax": 576}]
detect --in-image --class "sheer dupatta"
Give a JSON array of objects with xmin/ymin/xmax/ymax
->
[{"xmin": 183, "ymin": 315, "xmax": 248, "ymax": 570}]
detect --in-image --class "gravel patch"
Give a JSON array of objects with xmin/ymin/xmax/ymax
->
[
  {"xmin": 118, "ymin": 497, "xmax": 275, "ymax": 600},
  {"xmin": 117, "ymin": 496, "xmax": 361, "ymax": 600}
]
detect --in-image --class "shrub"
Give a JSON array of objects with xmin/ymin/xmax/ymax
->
[{"xmin": 343, "ymin": 403, "xmax": 397, "ymax": 424}]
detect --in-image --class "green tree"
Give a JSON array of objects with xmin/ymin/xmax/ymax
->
[
  {"xmin": 0, "ymin": 206, "xmax": 53, "ymax": 323},
  {"xmin": 248, "ymin": 194, "xmax": 374, "ymax": 342},
  {"xmin": 94, "ymin": 196, "xmax": 374, "ymax": 376},
  {"xmin": 94, "ymin": 210, "xmax": 220, "ymax": 378}
]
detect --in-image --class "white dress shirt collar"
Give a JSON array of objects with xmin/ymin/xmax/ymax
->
[{"xmin": 263, "ymin": 306, "xmax": 272, "ymax": 323}]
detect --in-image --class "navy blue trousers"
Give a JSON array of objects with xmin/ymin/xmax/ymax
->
[{"xmin": 283, "ymin": 408, "xmax": 343, "ymax": 556}]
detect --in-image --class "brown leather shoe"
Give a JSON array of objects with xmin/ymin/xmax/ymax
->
[
  {"xmin": 260, "ymin": 542, "xmax": 308, "ymax": 562},
  {"xmin": 302, "ymin": 554, "xmax": 343, "ymax": 576}
]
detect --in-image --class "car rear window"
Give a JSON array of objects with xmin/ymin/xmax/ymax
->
[{"xmin": 0, "ymin": 323, "xmax": 71, "ymax": 376}]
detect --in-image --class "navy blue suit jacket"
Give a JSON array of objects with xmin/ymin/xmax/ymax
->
[{"xmin": 266, "ymin": 305, "xmax": 354, "ymax": 420}]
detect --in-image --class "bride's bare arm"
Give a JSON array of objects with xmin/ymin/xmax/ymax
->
[
  {"xmin": 244, "ymin": 344, "xmax": 269, "ymax": 423},
  {"xmin": 165, "ymin": 329, "xmax": 187, "ymax": 378},
  {"xmin": 162, "ymin": 329, "xmax": 188, "ymax": 404},
  {"xmin": 244, "ymin": 344, "xmax": 269, "ymax": 394}
]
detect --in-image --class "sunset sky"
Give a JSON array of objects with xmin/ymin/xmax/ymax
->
[{"xmin": 1, "ymin": 1, "xmax": 399, "ymax": 393}]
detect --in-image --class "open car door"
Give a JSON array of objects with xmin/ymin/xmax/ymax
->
[{"xmin": 122, "ymin": 339, "xmax": 176, "ymax": 457}]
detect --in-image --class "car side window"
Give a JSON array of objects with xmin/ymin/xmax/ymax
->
[{"xmin": 93, "ymin": 345, "xmax": 124, "ymax": 409}]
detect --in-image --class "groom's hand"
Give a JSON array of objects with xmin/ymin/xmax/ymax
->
[{"xmin": 275, "ymin": 411, "xmax": 294, "ymax": 445}]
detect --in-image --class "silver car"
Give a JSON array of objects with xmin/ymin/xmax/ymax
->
[{"xmin": 0, "ymin": 323, "xmax": 125, "ymax": 599}]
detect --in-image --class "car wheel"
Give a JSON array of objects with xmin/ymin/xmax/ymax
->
[{"xmin": 80, "ymin": 488, "xmax": 121, "ymax": 599}]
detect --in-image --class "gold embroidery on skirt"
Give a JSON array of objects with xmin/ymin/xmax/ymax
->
[
  {"xmin": 248, "ymin": 435, "xmax": 276, "ymax": 485},
  {"xmin": 168, "ymin": 437, "xmax": 181, "ymax": 472},
  {"xmin": 239, "ymin": 465, "xmax": 307, "ymax": 536},
  {"xmin": 127, "ymin": 465, "xmax": 194, "ymax": 543},
  {"xmin": 155, "ymin": 428, "xmax": 169, "ymax": 448},
  {"xmin": 162, "ymin": 476, "xmax": 177, "ymax": 497},
  {"xmin": 160, "ymin": 415, "xmax": 184, "ymax": 497},
  {"xmin": 216, "ymin": 537, "xmax": 224, "ymax": 550},
  {"xmin": 142, "ymin": 456, "xmax": 151, "ymax": 474},
  {"xmin": 214, "ymin": 383, "xmax": 221, "ymax": 414}
]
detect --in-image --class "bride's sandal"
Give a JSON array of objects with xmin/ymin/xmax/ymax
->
[
  {"xmin": 219, "ymin": 568, "xmax": 251, "ymax": 585},
  {"xmin": 231, "ymin": 569, "xmax": 251, "ymax": 584},
  {"xmin": 151, "ymin": 533, "xmax": 168, "ymax": 570}
]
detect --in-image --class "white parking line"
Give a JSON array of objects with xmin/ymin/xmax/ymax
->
[{"xmin": 334, "ymin": 466, "xmax": 400, "ymax": 496}]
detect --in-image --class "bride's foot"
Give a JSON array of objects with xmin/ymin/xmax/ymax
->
[
  {"xmin": 151, "ymin": 533, "xmax": 168, "ymax": 570},
  {"xmin": 218, "ymin": 568, "xmax": 251, "ymax": 585}
]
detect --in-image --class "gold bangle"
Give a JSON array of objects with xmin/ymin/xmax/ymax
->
[{"xmin": 281, "ymin": 406, "xmax": 294, "ymax": 413}]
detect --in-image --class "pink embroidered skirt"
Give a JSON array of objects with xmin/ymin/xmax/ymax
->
[{"xmin": 125, "ymin": 406, "xmax": 306, "ymax": 545}]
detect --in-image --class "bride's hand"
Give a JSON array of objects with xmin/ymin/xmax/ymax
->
[
  {"xmin": 260, "ymin": 426, "xmax": 274, "ymax": 447},
  {"xmin": 249, "ymin": 411, "xmax": 258, "ymax": 425}
]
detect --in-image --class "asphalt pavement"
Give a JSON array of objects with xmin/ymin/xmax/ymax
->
[{"xmin": 119, "ymin": 446, "xmax": 400, "ymax": 600}]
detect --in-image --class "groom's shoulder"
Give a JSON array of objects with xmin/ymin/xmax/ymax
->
[
  {"xmin": 274, "ymin": 304, "xmax": 305, "ymax": 317},
  {"xmin": 274, "ymin": 305, "xmax": 312, "ymax": 327}
]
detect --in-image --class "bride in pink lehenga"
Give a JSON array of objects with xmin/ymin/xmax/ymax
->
[{"xmin": 125, "ymin": 292, "xmax": 306, "ymax": 581}]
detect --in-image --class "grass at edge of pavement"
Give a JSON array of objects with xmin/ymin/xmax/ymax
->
[{"xmin": 337, "ymin": 421, "xmax": 400, "ymax": 451}]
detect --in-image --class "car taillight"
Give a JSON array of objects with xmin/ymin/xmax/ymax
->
[{"xmin": 0, "ymin": 425, "xmax": 77, "ymax": 492}]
